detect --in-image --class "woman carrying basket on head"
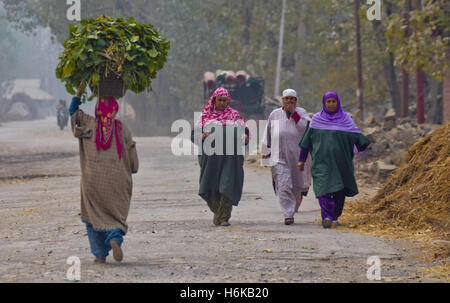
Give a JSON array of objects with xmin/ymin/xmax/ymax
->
[{"xmin": 69, "ymin": 82, "xmax": 139, "ymax": 263}]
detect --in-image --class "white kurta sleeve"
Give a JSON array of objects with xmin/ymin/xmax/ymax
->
[{"xmin": 260, "ymin": 112, "xmax": 272, "ymax": 156}]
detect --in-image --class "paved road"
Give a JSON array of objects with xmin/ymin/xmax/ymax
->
[{"xmin": 0, "ymin": 117, "xmax": 430, "ymax": 282}]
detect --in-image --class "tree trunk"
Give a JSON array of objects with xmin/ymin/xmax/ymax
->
[
  {"xmin": 386, "ymin": 53, "xmax": 401, "ymax": 116},
  {"xmin": 412, "ymin": 0, "xmax": 425, "ymax": 123},
  {"xmin": 401, "ymin": 70, "xmax": 409, "ymax": 117},
  {"xmin": 354, "ymin": 0, "xmax": 364, "ymax": 120},
  {"xmin": 443, "ymin": 0, "xmax": 450, "ymax": 123},
  {"xmin": 243, "ymin": 4, "xmax": 252, "ymax": 46},
  {"xmin": 374, "ymin": 2, "xmax": 401, "ymax": 116},
  {"xmin": 443, "ymin": 50, "xmax": 450, "ymax": 123},
  {"xmin": 416, "ymin": 68, "xmax": 425, "ymax": 123},
  {"xmin": 429, "ymin": 77, "xmax": 442, "ymax": 124},
  {"xmin": 400, "ymin": 0, "xmax": 411, "ymax": 118}
]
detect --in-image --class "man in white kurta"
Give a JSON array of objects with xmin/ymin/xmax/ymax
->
[{"xmin": 261, "ymin": 89, "xmax": 312, "ymax": 225}]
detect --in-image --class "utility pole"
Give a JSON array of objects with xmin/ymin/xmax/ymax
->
[
  {"xmin": 274, "ymin": 0, "xmax": 286, "ymax": 97},
  {"xmin": 355, "ymin": 0, "xmax": 364, "ymax": 121}
]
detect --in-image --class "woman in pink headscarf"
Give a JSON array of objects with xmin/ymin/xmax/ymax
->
[
  {"xmin": 191, "ymin": 87, "xmax": 249, "ymax": 227},
  {"xmin": 69, "ymin": 82, "xmax": 139, "ymax": 263}
]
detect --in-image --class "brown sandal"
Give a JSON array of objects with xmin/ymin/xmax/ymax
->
[
  {"xmin": 284, "ymin": 218, "xmax": 294, "ymax": 225},
  {"xmin": 322, "ymin": 219, "xmax": 332, "ymax": 228},
  {"xmin": 110, "ymin": 240, "xmax": 123, "ymax": 262},
  {"xmin": 213, "ymin": 214, "xmax": 220, "ymax": 226},
  {"xmin": 331, "ymin": 221, "xmax": 340, "ymax": 228},
  {"xmin": 94, "ymin": 256, "xmax": 106, "ymax": 263}
]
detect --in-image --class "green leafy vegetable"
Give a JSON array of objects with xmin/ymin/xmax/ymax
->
[{"xmin": 56, "ymin": 15, "xmax": 170, "ymax": 101}]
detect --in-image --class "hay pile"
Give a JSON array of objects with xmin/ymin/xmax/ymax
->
[{"xmin": 341, "ymin": 123, "xmax": 450, "ymax": 264}]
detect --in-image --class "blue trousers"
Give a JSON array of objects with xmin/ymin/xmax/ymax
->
[{"xmin": 84, "ymin": 221, "xmax": 124, "ymax": 258}]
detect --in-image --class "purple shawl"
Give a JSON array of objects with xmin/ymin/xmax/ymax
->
[{"xmin": 309, "ymin": 91, "xmax": 361, "ymax": 133}]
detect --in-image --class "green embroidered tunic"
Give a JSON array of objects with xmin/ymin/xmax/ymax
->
[{"xmin": 299, "ymin": 123, "xmax": 370, "ymax": 198}]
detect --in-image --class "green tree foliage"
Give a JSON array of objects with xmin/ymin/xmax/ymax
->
[
  {"xmin": 2, "ymin": 0, "xmax": 223, "ymax": 112},
  {"xmin": 2, "ymin": 0, "xmax": 447, "ymax": 126},
  {"xmin": 386, "ymin": 0, "xmax": 449, "ymax": 81},
  {"xmin": 187, "ymin": 0, "xmax": 397, "ymax": 114},
  {"xmin": 0, "ymin": 5, "xmax": 18, "ymax": 93}
]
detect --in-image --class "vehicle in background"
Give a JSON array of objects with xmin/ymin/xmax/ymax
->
[
  {"xmin": 0, "ymin": 79, "xmax": 57, "ymax": 122},
  {"xmin": 203, "ymin": 70, "xmax": 265, "ymax": 122}
]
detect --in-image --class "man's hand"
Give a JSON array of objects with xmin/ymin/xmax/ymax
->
[
  {"xmin": 283, "ymin": 102, "xmax": 296, "ymax": 114},
  {"xmin": 298, "ymin": 161, "xmax": 305, "ymax": 171}
]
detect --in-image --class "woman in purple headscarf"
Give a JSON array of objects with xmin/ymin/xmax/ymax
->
[{"xmin": 298, "ymin": 91, "xmax": 370, "ymax": 228}]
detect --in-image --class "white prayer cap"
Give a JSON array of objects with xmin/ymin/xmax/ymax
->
[{"xmin": 282, "ymin": 88, "xmax": 297, "ymax": 99}]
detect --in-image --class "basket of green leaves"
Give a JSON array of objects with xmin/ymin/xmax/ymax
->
[{"xmin": 56, "ymin": 15, "xmax": 170, "ymax": 100}]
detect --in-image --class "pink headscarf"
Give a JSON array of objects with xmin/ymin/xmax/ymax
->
[
  {"xmin": 95, "ymin": 97, "xmax": 123, "ymax": 160},
  {"xmin": 195, "ymin": 88, "xmax": 248, "ymax": 129}
]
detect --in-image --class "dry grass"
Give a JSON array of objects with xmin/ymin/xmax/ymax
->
[
  {"xmin": 416, "ymin": 265, "xmax": 450, "ymax": 282},
  {"xmin": 340, "ymin": 123, "xmax": 450, "ymax": 280}
]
